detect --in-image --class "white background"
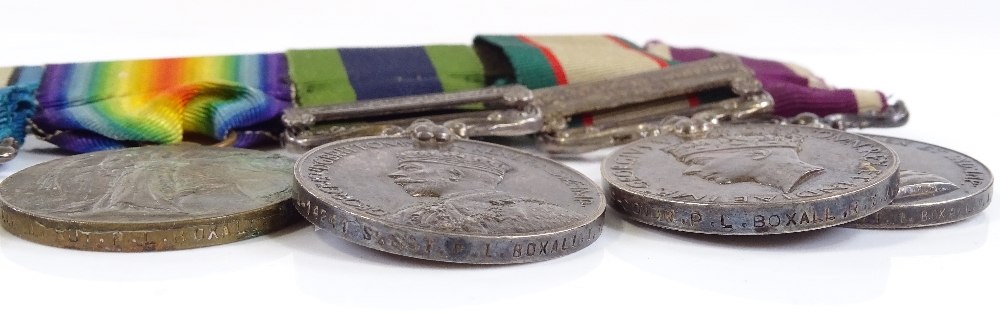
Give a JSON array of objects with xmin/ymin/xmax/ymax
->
[{"xmin": 0, "ymin": 0, "xmax": 998, "ymax": 314}]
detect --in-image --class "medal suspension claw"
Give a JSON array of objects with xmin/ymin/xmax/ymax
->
[{"xmin": 407, "ymin": 119, "xmax": 457, "ymax": 149}]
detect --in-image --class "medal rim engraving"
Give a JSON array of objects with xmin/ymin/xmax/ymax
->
[
  {"xmin": 0, "ymin": 146, "xmax": 299, "ymax": 252},
  {"xmin": 602, "ymin": 125, "xmax": 901, "ymax": 235},
  {"xmin": 293, "ymin": 135, "xmax": 606, "ymax": 264},
  {"xmin": 843, "ymin": 134, "xmax": 993, "ymax": 229}
]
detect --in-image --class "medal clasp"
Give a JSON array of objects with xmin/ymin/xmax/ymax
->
[
  {"xmin": 534, "ymin": 55, "xmax": 774, "ymax": 154},
  {"xmin": 281, "ymin": 85, "xmax": 543, "ymax": 152}
]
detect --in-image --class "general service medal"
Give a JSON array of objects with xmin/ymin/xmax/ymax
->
[
  {"xmin": 293, "ymin": 121, "xmax": 605, "ymax": 263},
  {"xmin": 603, "ymin": 123, "xmax": 899, "ymax": 235}
]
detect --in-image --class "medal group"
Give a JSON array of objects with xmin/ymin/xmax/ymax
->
[{"xmin": 0, "ymin": 35, "xmax": 991, "ymax": 264}]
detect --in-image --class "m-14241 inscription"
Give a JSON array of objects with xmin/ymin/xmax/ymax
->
[
  {"xmin": 842, "ymin": 135, "xmax": 992, "ymax": 228},
  {"xmin": 293, "ymin": 134, "xmax": 605, "ymax": 264},
  {"xmin": 603, "ymin": 124, "xmax": 900, "ymax": 235},
  {"xmin": 0, "ymin": 145, "xmax": 298, "ymax": 252}
]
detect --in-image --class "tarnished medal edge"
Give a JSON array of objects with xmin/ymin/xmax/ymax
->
[
  {"xmin": 844, "ymin": 134, "xmax": 995, "ymax": 228},
  {"xmin": 0, "ymin": 147, "xmax": 301, "ymax": 251},
  {"xmin": 292, "ymin": 136, "xmax": 607, "ymax": 263},
  {"xmin": 608, "ymin": 172, "xmax": 897, "ymax": 235},
  {"xmin": 295, "ymin": 185, "xmax": 604, "ymax": 264},
  {"xmin": 844, "ymin": 177, "xmax": 993, "ymax": 229},
  {"xmin": 293, "ymin": 135, "xmax": 607, "ymax": 239},
  {"xmin": 0, "ymin": 198, "xmax": 300, "ymax": 252},
  {"xmin": 0, "ymin": 146, "xmax": 298, "ymax": 226},
  {"xmin": 601, "ymin": 126, "xmax": 902, "ymax": 207},
  {"xmin": 601, "ymin": 127, "xmax": 902, "ymax": 234}
]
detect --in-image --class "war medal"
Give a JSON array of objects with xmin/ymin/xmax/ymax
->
[
  {"xmin": 0, "ymin": 146, "xmax": 298, "ymax": 251},
  {"xmin": 603, "ymin": 120, "xmax": 900, "ymax": 235},
  {"xmin": 293, "ymin": 121, "xmax": 605, "ymax": 263},
  {"xmin": 842, "ymin": 135, "xmax": 992, "ymax": 228}
]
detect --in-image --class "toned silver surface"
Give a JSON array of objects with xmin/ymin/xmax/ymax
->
[
  {"xmin": 603, "ymin": 124, "xmax": 900, "ymax": 235},
  {"xmin": 294, "ymin": 134, "xmax": 605, "ymax": 263},
  {"xmin": 0, "ymin": 145, "xmax": 298, "ymax": 251},
  {"xmin": 843, "ymin": 135, "xmax": 992, "ymax": 228}
]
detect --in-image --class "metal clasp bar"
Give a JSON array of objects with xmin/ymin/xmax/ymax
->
[
  {"xmin": 535, "ymin": 55, "xmax": 774, "ymax": 154},
  {"xmin": 281, "ymin": 85, "xmax": 543, "ymax": 152}
]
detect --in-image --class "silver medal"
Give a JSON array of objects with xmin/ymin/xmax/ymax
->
[
  {"xmin": 603, "ymin": 123, "xmax": 899, "ymax": 235},
  {"xmin": 842, "ymin": 134, "xmax": 992, "ymax": 228},
  {"xmin": 293, "ymin": 122, "xmax": 605, "ymax": 263}
]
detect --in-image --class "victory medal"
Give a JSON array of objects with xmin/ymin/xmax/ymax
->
[
  {"xmin": 294, "ymin": 121, "xmax": 606, "ymax": 263},
  {"xmin": 0, "ymin": 146, "xmax": 298, "ymax": 251},
  {"xmin": 603, "ymin": 122, "xmax": 900, "ymax": 235}
]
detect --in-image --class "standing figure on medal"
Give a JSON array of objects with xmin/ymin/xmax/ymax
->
[
  {"xmin": 35, "ymin": 147, "xmax": 290, "ymax": 219},
  {"xmin": 387, "ymin": 149, "xmax": 585, "ymax": 235},
  {"xmin": 603, "ymin": 117, "xmax": 900, "ymax": 235},
  {"xmin": 293, "ymin": 120, "xmax": 605, "ymax": 264},
  {"xmin": 0, "ymin": 146, "xmax": 298, "ymax": 252}
]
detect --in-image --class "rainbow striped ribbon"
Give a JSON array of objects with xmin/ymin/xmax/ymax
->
[
  {"xmin": 0, "ymin": 66, "xmax": 44, "ymax": 146},
  {"xmin": 645, "ymin": 41, "xmax": 888, "ymax": 117},
  {"xmin": 31, "ymin": 54, "xmax": 292, "ymax": 153},
  {"xmin": 287, "ymin": 45, "xmax": 484, "ymax": 107}
]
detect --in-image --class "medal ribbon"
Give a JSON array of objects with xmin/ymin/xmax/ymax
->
[
  {"xmin": 31, "ymin": 54, "xmax": 292, "ymax": 153},
  {"xmin": 475, "ymin": 35, "xmax": 738, "ymax": 127},
  {"xmin": 474, "ymin": 35, "xmax": 890, "ymax": 124},
  {"xmin": 644, "ymin": 41, "xmax": 887, "ymax": 117},
  {"xmin": 475, "ymin": 35, "xmax": 679, "ymax": 88},
  {"xmin": 287, "ymin": 45, "xmax": 485, "ymax": 107},
  {"xmin": 9, "ymin": 35, "xmax": 895, "ymax": 155}
]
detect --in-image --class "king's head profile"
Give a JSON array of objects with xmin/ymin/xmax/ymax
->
[
  {"xmin": 388, "ymin": 150, "xmax": 512, "ymax": 197},
  {"xmin": 664, "ymin": 133, "xmax": 824, "ymax": 193}
]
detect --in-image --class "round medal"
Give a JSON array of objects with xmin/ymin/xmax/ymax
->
[
  {"xmin": 293, "ymin": 124, "xmax": 605, "ymax": 264},
  {"xmin": 0, "ymin": 146, "xmax": 298, "ymax": 251},
  {"xmin": 603, "ymin": 124, "xmax": 900, "ymax": 235},
  {"xmin": 842, "ymin": 135, "xmax": 992, "ymax": 228}
]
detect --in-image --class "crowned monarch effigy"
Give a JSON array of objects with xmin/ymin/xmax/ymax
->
[
  {"xmin": 386, "ymin": 149, "xmax": 586, "ymax": 235},
  {"xmin": 665, "ymin": 134, "xmax": 825, "ymax": 194}
]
